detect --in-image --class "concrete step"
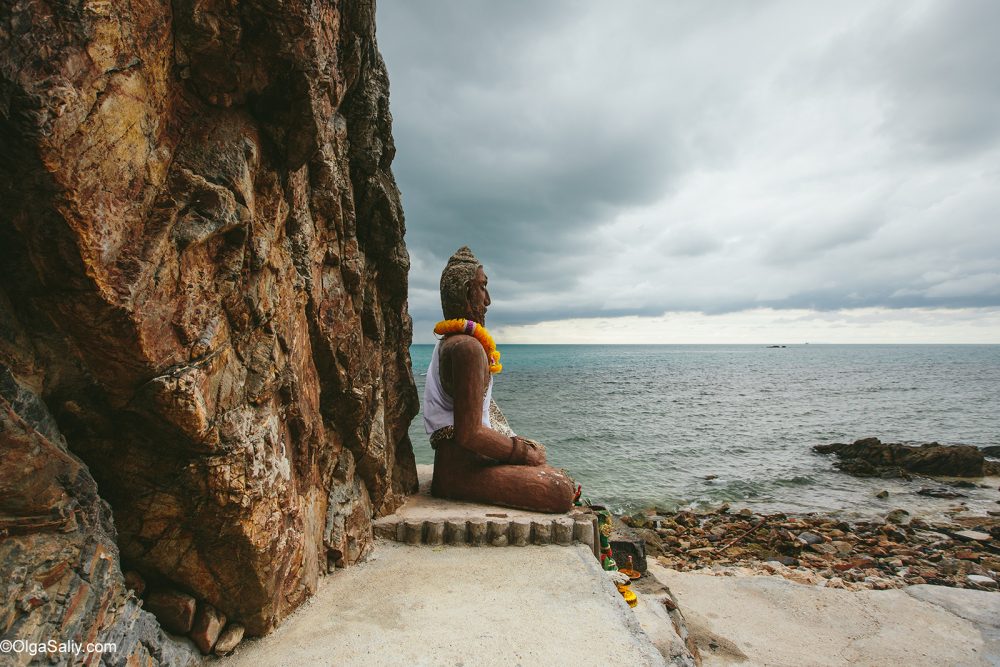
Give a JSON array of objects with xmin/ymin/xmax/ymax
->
[
  {"xmin": 375, "ymin": 465, "xmax": 600, "ymax": 554},
  {"xmin": 374, "ymin": 513, "xmax": 598, "ymax": 551}
]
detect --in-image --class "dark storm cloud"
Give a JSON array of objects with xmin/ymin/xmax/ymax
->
[{"xmin": 376, "ymin": 1, "xmax": 1000, "ymax": 340}]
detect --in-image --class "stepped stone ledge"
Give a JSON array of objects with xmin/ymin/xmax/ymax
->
[{"xmin": 374, "ymin": 465, "xmax": 599, "ymax": 554}]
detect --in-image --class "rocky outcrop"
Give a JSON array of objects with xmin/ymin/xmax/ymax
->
[
  {"xmin": 1, "ymin": 0, "xmax": 417, "ymax": 660},
  {"xmin": 0, "ymin": 360, "xmax": 201, "ymax": 665},
  {"xmin": 813, "ymin": 438, "xmax": 1000, "ymax": 478}
]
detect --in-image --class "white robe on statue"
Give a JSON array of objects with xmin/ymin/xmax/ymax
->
[{"xmin": 423, "ymin": 340, "xmax": 515, "ymax": 441}]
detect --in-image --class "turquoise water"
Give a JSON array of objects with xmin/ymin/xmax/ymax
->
[{"xmin": 407, "ymin": 345, "xmax": 1000, "ymax": 518}]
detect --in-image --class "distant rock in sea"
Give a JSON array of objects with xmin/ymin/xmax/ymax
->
[{"xmin": 813, "ymin": 437, "xmax": 1000, "ymax": 478}]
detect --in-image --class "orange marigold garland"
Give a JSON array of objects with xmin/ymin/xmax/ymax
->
[{"xmin": 433, "ymin": 318, "xmax": 502, "ymax": 373}]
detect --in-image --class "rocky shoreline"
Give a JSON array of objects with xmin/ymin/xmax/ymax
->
[
  {"xmin": 614, "ymin": 437, "xmax": 1000, "ymax": 594},
  {"xmin": 620, "ymin": 505, "xmax": 999, "ymax": 592}
]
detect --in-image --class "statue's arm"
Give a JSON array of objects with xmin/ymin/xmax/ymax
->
[{"xmin": 447, "ymin": 337, "xmax": 543, "ymax": 465}]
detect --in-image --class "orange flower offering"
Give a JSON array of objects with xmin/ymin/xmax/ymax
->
[{"xmin": 433, "ymin": 318, "xmax": 502, "ymax": 373}]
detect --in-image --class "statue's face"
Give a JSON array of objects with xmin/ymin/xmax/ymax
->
[{"xmin": 466, "ymin": 266, "xmax": 490, "ymax": 325}]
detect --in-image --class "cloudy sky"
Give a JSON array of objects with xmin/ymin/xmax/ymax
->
[{"xmin": 376, "ymin": 0, "xmax": 1000, "ymax": 344}]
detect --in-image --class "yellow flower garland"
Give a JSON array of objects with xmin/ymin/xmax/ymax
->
[{"xmin": 433, "ymin": 318, "xmax": 502, "ymax": 373}]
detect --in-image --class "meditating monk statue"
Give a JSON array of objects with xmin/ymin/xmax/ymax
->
[{"xmin": 423, "ymin": 246, "xmax": 576, "ymax": 513}]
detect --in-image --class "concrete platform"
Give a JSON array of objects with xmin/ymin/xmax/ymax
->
[
  {"xmin": 374, "ymin": 465, "xmax": 599, "ymax": 553},
  {"xmin": 219, "ymin": 542, "xmax": 667, "ymax": 666},
  {"xmin": 648, "ymin": 562, "xmax": 1000, "ymax": 667}
]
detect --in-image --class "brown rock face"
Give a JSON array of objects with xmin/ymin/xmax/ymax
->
[{"xmin": 1, "ymin": 0, "xmax": 417, "ymax": 652}]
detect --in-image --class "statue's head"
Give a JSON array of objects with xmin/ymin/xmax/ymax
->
[{"xmin": 440, "ymin": 246, "xmax": 490, "ymax": 324}]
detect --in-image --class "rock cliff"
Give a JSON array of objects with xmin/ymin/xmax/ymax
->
[{"xmin": 1, "ymin": 0, "xmax": 417, "ymax": 661}]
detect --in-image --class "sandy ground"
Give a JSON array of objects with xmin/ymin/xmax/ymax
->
[
  {"xmin": 648, "ymin": 561, "xmax": 1000, "ymax": 667},
  {"xmin": 219, "ymin": 543, "xmax": 666, "ymax": 667}
]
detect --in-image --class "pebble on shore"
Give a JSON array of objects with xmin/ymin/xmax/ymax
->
[{"xmin": 620, "ymin": 507, "xmax": 1000, "ymax": 592}]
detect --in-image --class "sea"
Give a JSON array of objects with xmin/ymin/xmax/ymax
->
[{"xmin": 407, "ymin": 344, "xmax": 1000, "ymax": 520}]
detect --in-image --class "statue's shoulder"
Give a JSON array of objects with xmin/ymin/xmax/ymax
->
[{"xmin": 439, "ymin": 334, "xmax": 487, "ymax": 363}]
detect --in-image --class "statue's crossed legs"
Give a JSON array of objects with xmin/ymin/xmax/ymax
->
[{"xmin": 431, "ymin": 440, "xmax": 576, "ymax": 514}]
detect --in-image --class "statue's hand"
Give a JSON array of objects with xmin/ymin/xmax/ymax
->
[{"xmin": 518, "ymin": 437, "xmax": 547, "ymax": 466}]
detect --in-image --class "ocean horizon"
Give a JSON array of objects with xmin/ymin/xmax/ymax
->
[{"xmin": 408, "ymin": 343, "xmax": 1000, "ymax": 519}]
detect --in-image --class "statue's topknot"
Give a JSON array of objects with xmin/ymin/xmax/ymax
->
[{"xmin": 440, "ymin": 246, "xmax": 482, "ymax": 319}]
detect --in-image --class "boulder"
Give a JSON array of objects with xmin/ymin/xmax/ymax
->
[
  {"xmin": 814, "ymin": 438, "xmax": 997, "ymax": 478},
  {"xmin": 191, "ymin": 603, "xmax": 227, "ymax": 654},
  {"xmin": 145, "ymin": 590, "xmax": 198, "ymax": 635},
  {"xmin": 214, "ymin": 623, "xmax": 246, "ymax": 656}
]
